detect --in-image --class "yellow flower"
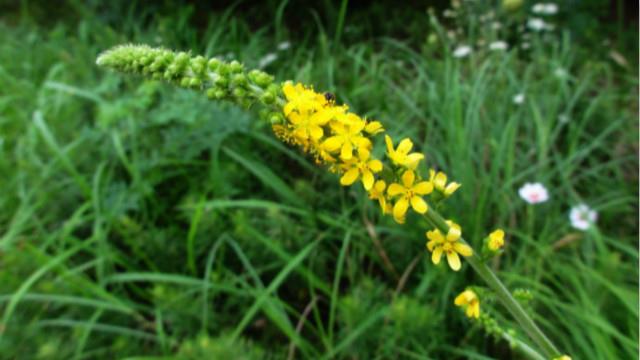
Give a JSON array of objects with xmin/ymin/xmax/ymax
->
[
  {"xmin": 430, "ymin": 169, "xmax": 461, "ymax": 197},
  {"xmin": 387, "ymin": 170, "xmax": 433, "ymax": 223},
  {"xmin": 385, "ymin": 135, "xmax": 424, "ymax": 169},
  {"xmin": 364, "ymin": 120, "xmax": 384, "ymax": 135},
  {"xmin": 488, "ymin": 229, "xmax": 505, "ymax": 251},
  {"xmin": 552, "ymin": 356, "xmax": 571, "ymax": 360},
  {"xmin": 322, "ymin": 113, "xmax": 372, "ymax": 160},
  {"xmin": 425, "ymin": 221, "xmax": 472, "ymax": 271},
  {"xmin": 454, "ymin": 289, "xmax": 480, "ymax": 319},
  {"xmin": 368, "ymin": 180, "xmax": 390, "ymax": 214},
  {"xmin": 286, "ymin": 111, "xmax": 325, "ymax": 142},
  {"xmin": 282, "ymin": 82, "xmax": 326, "ymax": 115},
  {"xmin": 339, "ymin": 149, "xmax": 383, "ymax": 190}
]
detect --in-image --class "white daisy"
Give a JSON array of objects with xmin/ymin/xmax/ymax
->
[
  {"xmin": 518, "ymin": 183, "xmax": 549, "ymax": 204},
  {"xmin": 453, "ymin": 45, "xmax": 472, "ymax": 58},
  {"xmin": 569, "ymin": 204, "xmax": 598, "ymax": 230},
  {"xmin": 558, "ymin": 114, "xmax": 570, "ymax": 123},
  {"xmin": 277, "ymin": 41, "xmax": 291, "ymax": 51},
  {"xmin": 533, "ymin": 3, "xmax": 558, "ymax": 15},
  {"xmin": 489, "ymin": 41, "xmax": 508, "ymax": 51},
  {"xmin": 554, "ymin": 67, "xmax": 568, "ymax": 78},
  {"xmin": 527, "ymin": 18, "xmax": 548, "ymax": 31},
  {"xmin": 513, "ymin": 93, "xmax": 525, "ymax": 104}
]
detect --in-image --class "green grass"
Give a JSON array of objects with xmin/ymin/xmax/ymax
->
[{"xmin": 0, "ymin": 1, "xmax": 637, "ymax": 359}]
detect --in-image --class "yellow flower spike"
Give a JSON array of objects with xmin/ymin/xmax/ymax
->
[
  {"xmin": 385, "ymin": 135, "xmax": 424, "ymax": 169},
  {"xmin": 425, "ymin": 222, "xmax": 472, "ymax": 271},
  {"xmin": 364, "ymin": 120, "xmax": 384, "ymax": 135},
  {"xmin": 430, "ymin": 169, "xmax": 461, "ymax": 197},
  {"xmin": 488, "ymin": 229, "xmax": 505, "ymax": 251},
  {"xmin": 454, "ymin": 289, "xmax": 480, "ymax": 319},
  {"xmin": 387, "ymin": 169, "xmax": 433, "ymax": 223},
  {"xmin": 339, "ymin": 149, "xmax": 383, "ymax": 190},
  {"xmin": 322, "ymin": 114, "xmax": 371, "ymax": 161},
  {"xmin": 368, "ymin": 180, "xmax": 389, "ymax": 214}
]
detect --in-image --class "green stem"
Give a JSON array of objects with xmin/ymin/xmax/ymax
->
[{"xmin": 424, "ymin": 207, "xmax": 560, "ymax": 359}]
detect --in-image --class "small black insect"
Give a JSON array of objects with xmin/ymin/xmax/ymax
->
[{"xmin": 324, "ymin": 92, "xmax": 336, "ymax": 102}]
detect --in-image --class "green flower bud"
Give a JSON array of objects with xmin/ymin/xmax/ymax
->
[
  {"xmin": 233, "ymin": 87, "xmax": 246, "ymax": 99},
  {"xmin": 260, "ymin": 92, "xmax": 275, "ymax": 104},
  {"xmin": 255, "ymin": 72, "xmax": 274, "ymax": 88},
  {"xmin": 175, "ymin": 52, "xmax": 189, "ymax": 66},
  {"xmin": 215, "ymin": 76, "xmax": 228, "ymax": 88},
  {"xmin": 208, "ymin": 58, "xmax": 221, "ymax": 71},
  {"xmin": 189, "ymin": 78, "xmax": 202, "ymax": 88},
  {"xmin": 231, "ymin": 73, "xmax": 247, "ymax": 87},
  {"xmin": 229, "ymin": 60, "xmax": 243, "ymax": 73}
]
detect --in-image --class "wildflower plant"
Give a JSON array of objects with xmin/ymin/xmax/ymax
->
[{"xmin": 96, "ymin": 44, "xmax": 567, "ymax": 359}]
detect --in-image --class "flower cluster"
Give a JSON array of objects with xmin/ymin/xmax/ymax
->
[
  {"xmin": 454, "ymin": 289, "xmax": 480, "ymax": 319},
  {"xmin": 276, "ymin": 82, "xmax": 463, "ymax": 226},
  {"xmin": 425, "ymin": 221, "xmax": 473, "ymax": 271},
  {"xmin": 96, "ymin": 44, "xmax": 282, "ymax": 114},
  {"xmin": 96, "ymin": 45, "xmax": 568, "ymax": 359}
]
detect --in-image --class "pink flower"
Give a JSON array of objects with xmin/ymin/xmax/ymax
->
[
  {"xmin": 518, "ymin": 183, "xmax": 549, "ymax": 204},
  {"xmin": 569, "ymin": 204, "xmax": 597, "ymax": 230}
]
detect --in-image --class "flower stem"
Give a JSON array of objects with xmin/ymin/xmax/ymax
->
[{"xmin": 424, "ymin": 207, "xmax": 560, "ymax": 359}]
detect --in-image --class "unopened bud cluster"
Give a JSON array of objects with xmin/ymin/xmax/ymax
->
[{"xmin": 96, "ymin": 44, "xmax": 283, "ymax": 118}]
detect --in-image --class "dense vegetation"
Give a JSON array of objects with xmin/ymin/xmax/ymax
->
[{"xmin": 0, "ymin": 1, "xmax": 637, "ymax": 359}]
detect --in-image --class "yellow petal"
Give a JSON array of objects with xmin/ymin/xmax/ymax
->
[
  {"xmin": 329, "ymin": 120, "xmax": 346, "ymax": 134},
  {"xmin": 429, "ymin": 169, "xmax": 436, "ymax": 182},
  {"xmin": 387, "ymin": 183, "xmax": 405, "ymax": 197},
  {"xmin": 340, "ymin": 142, "xmax": 353, "ymax": 160},
  {"xmin": 410, "ymin": 196, "xmax": 428, "ymax": 214},
  {"xmin": 309, "ymin": 125, "xmax": 323, "ymax": 140},
  {"xmin": 374, "ymin": 180, "xmax": 386, "ymax": 192},
  {"xmin": 412, "ymin": 181, "xmax": 433, "ymax": 195},
  {"xmin": 434, "ymin": 172, "xmax": 447, "ymax": 190},
  {"xmin": 454, "ymin": 242, "xmax": 473, "ymax": 257},
  {"xmin": 377, "ymin": 197, "xmax": 387, "ymax": 213},
  {"xmin": 293, "ymin": 127, "xmax": 308, "ymax": 140},
  {"xmin": 361, "ymin": 170, "xmax": 374, "ymax": 191},
  {"xmin": 446, "ymin": 251, "xmax": 461, "ymax": 271},
  {"xmin": 284, "ymin": 103, "xmax": 296, "ymax": 115},
  {"xmin": 490, "ymin": 229, "xmax": 505, "ymax": 240},
  {"xmin": 355, "ymin": 137, "xmax": 372, "ymax": 151},
  {"xmin": 401, "ymin": 170, "xmax": 415, "ymax": 187},
  {"xmin": 432, "ymin": 247, "xmax": 443, "ymax": 264},
  {"xmin": 470, "ymin": 302, "xmax": 480, "ymax": 319},
  {"xmin": 349, "ymin": 117, "xmax": 366, "ymax": 133},
  {"xmin": 340, "ymin": 168, "xmax": 359, "ymax": 186},
  {"xmin": 393, "ymin": 198, "xmax": 409, "ymax": 222},
  {"xmin": 368, "ymin": 159, "xmax": 383, "ymax": 172},
  {"xmin": 322, "ymin": 136, "xmax": 342, "ymax": 152},
  {"xmin": 444, "ymin": 182, "xmax": 461, "ymax": 196},
  {"xmin": 447, "ymin": 224, "xmax": 462, "ymax": 242},
  {"xmin": 358, "ymin": 148, "xmax": 371, "ymax": 161},
  {"xmin": 364, "ymin": 121, "xmax": 384, "ymax": 134},
  {"xmin": 282, "ymin": 82, "xmax": 296, "ymax": 100},
  {"xmin": 406, "ymin": 153, "xmax": 424, "ymax": 169},
  {"xmin": 425, "ymin": 229, "xmax": 444, "ymax": 243},
  {"xmin": 426, "ymin": 239, "xmax": 436, "ymax": 251},
  {"xmin": 454, "ymin": 292, "xmax": 468, "ymax": 306},
  {"xmin": 397, "ymin": 138, "xmax": 413, "ymax": 154},
  {"xmin": 384, "ymin": 135, "xmax": 395, "ymax": 154}
]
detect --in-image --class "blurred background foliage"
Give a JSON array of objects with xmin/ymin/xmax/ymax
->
[{"xmin": 0, "ymin": 0, "xmax": 637, "ymax": 359}]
